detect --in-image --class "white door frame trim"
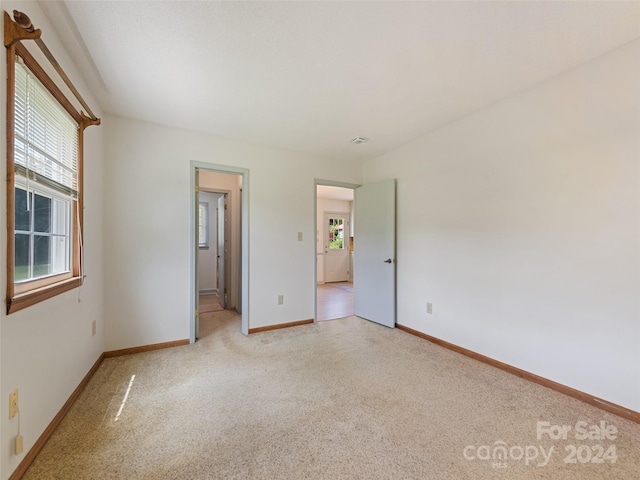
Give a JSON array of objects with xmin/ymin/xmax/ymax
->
[
  {"xmin": 313, "ymin": 179, "xmax": 360, "ymax": 323},
  {"xmin": 191, "ymin": 161, "xmax": 250, "ymax": 341}
]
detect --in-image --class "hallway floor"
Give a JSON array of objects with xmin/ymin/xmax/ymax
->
[
  {"xmin": 317, "ymin": 281, "xmax": 353, "ymax": 321},
  {"xmin": 199, "ymin": 293, "xmax": 224, "ymax": 313}
]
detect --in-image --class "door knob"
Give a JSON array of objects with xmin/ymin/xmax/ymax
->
[{"xmin": 384, "ymin": 258, "xmax": 393, "ymax": 263}]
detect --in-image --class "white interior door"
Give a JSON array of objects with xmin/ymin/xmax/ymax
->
[
  {"xmin": 354, "ymin": 179, "xmax": 396, "ymax": 328},
  {"xmin": 217, "ymin": 195, "xmax": 228, "ymax": 309},
  {"xmin": 323, "ymin": 212, "xmax": 350, "ymax": 283}
]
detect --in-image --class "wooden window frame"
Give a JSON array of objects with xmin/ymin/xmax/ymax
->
[{"xmin": 5, "ymin": 17, "xmax": 98, "ymax": 314}]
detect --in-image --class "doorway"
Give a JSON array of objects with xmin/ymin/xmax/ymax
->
[
  {"xmin": 323, "ymin": 212, "xmax": 350, "ymax": 282},
  {"xmin": 315, "ymin": 178, "xmax": 397, "ymax": 328},
  {"xmin": 191, "ymin": 162, "xmax": 249, "ymax": 341},
  {"xmin": 198, "ymin": 191, "xmax": 226, "ymax": 314},
  {"xmin": 315, "ymin": 183, "xmax": 356, "ymax": 321}
]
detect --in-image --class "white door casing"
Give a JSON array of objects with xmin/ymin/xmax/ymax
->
[
  {"xmin": 354, "ymin": 179, "xmax": 396, "ymax": 328},
  {"xmin": 194, "ymin": 171, "xmax": 200, "ymax": 339},
  {"xmin": 237, "ymin": 188, "xmax": 243, "ymax": 314}
]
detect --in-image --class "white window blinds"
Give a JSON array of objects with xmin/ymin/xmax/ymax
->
[{"xmin": 14, "ymin": 55, "xmax": 79, "ymax": 198}]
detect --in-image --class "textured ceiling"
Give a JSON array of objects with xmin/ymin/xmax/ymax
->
[{"xmin": 42, "ymin": 1, "xmax": 640, "ymax": 163}]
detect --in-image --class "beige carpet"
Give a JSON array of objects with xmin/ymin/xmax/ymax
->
[{"xmin": 23, "ymin": 312, "xmax": 640, "ymax": 479}]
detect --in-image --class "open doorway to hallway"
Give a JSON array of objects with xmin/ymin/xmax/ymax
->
[
  {"xmin": 192, "ymin": 164, "xmax": 248, "ymax": 340},
  {"xmin": 197, "ymin": 190, "xmax": 227, "ymax": 314},
  {"xmin": 316, "ymin": 185, "xmax": 355, "ymax": 321}
]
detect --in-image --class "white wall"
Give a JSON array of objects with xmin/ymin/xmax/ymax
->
[
  {"xmin": 197, "ymin": 191, "xmax": 221, "ymax": 293},
  {"xmin": 103, "ymin": 114, "xmax": 361, "ymax": 349},
  {"xmin": 364, "ymin": 41, "xmax": 640, "ymax": 411},
  {"xmin": 0, "ymin": 2, "xmax": 105, "ymax": 478}
]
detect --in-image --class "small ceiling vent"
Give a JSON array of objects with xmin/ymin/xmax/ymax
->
[{"xmin": 351, "ymin": 136, "xmax": 366, "ymax": 144}]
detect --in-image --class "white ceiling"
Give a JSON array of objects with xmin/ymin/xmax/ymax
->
[{"xmin": 42, "ymin": 1, "xmax": 640, "ymax": 163}]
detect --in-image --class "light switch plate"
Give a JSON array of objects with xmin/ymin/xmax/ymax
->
[{"xmin": 9, "ymin": 390, "xmax": 18, "ymax": 419}]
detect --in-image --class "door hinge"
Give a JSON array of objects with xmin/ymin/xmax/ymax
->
[
  {"xmin": 195, "ymin": 309, "xmax": 199, "ymax": 317},
  {"xmin": 224, "ymin": 203, "xmax": 227, "ymax": 210},
  {"xmin": 195, "ymin": 185, "xmax": 199, "ymax": 193}
]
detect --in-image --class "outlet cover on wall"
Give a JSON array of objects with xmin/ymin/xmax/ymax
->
[
  {"xmin": 278, "ymin": 295, "xmax": 284, "ymax": 305},
  {"xmin": 426, "ymin": 302, "xmax": 433, "ymax": 314}
]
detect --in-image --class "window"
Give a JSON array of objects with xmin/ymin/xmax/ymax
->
[
  {"xmin": 328, "ymin": 217, "xmax": 345, "ymax": 250},
  {"xmin": 199, "ymin": 202, "xmax": 209, "ymax": 248},
  {"xmin": 5, "ymin": 38, "xmax": 97, "ymax": 314},
  {"xmin": 12, "ymin": 53, "xmax": 78, "ymax": 292},
  {"xmin": 14, "ymin": 184, "xmax": 71, "ymax": 284}
]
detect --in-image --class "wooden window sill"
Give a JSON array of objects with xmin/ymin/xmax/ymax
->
[{"xmin": 6, "ymin": 276, "xmax": 83, "ymax": 314}]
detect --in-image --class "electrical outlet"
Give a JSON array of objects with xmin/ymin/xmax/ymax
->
[
  {"xmin": 92, "ymin": 320, "xmax": 96, "ymax": 336},
  {"xmin": 426, "ymin": 302, "xmax": 433, "ymax": 314},
  {"xmin": 297, "ymin": 232, "xmax": 303, "ymax": 241},
  {"xmin": 277, "ymin": 295, "xmax": 284, "ymax": 305},
  {"xmin": 9, "ymin": 389, "xmax": 18, "ymax": 419}
]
